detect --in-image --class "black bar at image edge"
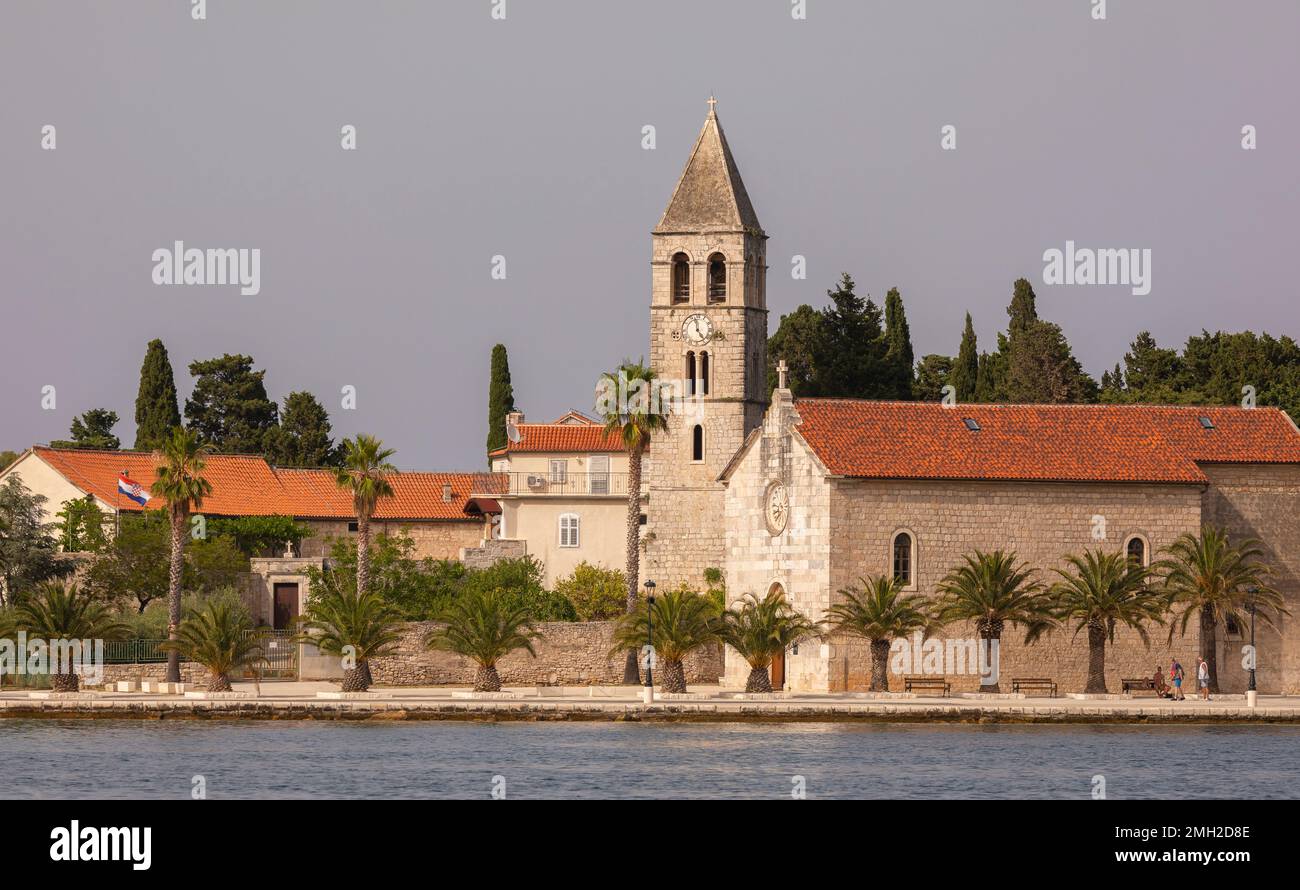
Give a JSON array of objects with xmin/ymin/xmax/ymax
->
[{"xmin": 5, "ymin": 800, "xmax": 1279, "ymax": 874}]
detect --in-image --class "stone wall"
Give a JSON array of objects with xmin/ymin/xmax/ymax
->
[
  {"xmin": 369, "ymin": 621, "xmax": 724, "ymax": 687},
  {"xmin": 298, "ymin": 519, "xmax": 483, "ymax": 561},
  {"xmin": 95, "ymin": 662, "xmax": 210, "ymax": 686},
  {"xmin": 1201, "ymin": 463, "xmax": 1300, "ymax": 693},
  {"xmin": 460, "ymin": 537, "xmax": 526, "ymax": 570}
]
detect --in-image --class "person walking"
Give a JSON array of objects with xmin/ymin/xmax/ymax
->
[
  {"xmin": 1197, "ymin": 656, "xmax": 1211, "ymax": 701},
  {"xmin": 1171, "ymin": 659, "xmax": 1185, "ymax": 701}
]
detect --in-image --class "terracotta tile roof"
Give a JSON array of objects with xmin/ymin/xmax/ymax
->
[
  {"xmin": 30, "ymin": 446, "xmax": 504, "ymax": 520},
  {"xmin": 792, "ymin": 401, "xmax": 1300, "ymax": 485},
  {"xmin": 491, "ymin": 423, "xmax": 625, "ymax": 455}
]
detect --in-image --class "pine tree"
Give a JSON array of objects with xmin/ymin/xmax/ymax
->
[
  {"xmin": 184, "ymin": 354, "xmax": 279, "ymax": 453},
  {"xmin": 813, "ymin": 273, "xmax": 889, "ymax": 398},
  {"xmin": 1007, "ymin": 277, "xmax": 1039, "ymax": 338},
  {"xmin": 51, "ymin": 409, "xmax": 120, "ymax": 450},
  {"xmin": 485, "ymin": 344, "xmax": 516, "ymax": 461},
  {"xmin": 133, "ymin": 339, "xmax": 181, "ymax": 451},
  {"xmin": 267, "ymin": 392, "xmax": 338, "ymax": 466},
  {"xmin": 883, "ymin": 288, "xmax": 914, "ymax": 399},
  {"xmin": 951, "ymin": 313, "xmax": 979, "ymax": 402}
]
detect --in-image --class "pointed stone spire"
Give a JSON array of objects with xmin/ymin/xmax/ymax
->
[{"xmin": 655, "ymin": 97, "xmax": 762, "ymax": 233}]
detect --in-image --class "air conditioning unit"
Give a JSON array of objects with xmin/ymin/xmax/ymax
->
[{"xmin": 527, "ymin": 475, "xmax": 546, "ymax": 489}]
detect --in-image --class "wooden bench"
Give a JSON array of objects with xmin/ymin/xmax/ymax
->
[
  {"xmin": 903, "ymin": 675, "xmax": 951, "ymax": 696},
  {"xmin": 1121, "ymin": 677, "xmax": 1158, "ymax": 695},
  {"xmin": 1011, "ymin": 677, "xmax": 1057, "ymax": 697}
]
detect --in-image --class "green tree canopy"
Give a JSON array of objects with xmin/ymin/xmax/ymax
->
[
  {"xmin": 913, "ymin": 355, "xmax": 954, "ymax": 402},
  {"xmin": 485, "ymin": 343, "xmax": 516, "ymax": 460},
  {"xmin": 0, "ymin": 476, "xmax": 73, "ymax": 604},
  {"xmin": 883, "ymin": 287, "xmax": 914, "ymax": 399},
  {"xmin": 767, "ymin": 304, "xmax": 822, "ymax": 397},
  {"xmin": 184, "ymin": 354, "xmax": 279, "ymax": 453},
  {"xmin": 266, "ymin": 391, "xmax": 339, "ymax": 467},
  {"xmin": 50, "ymin": 409, "xmax": 120, "ymax": 450},
  {"xmin": 951, "ymin": 313, "xmax": 979, "ymax": 402},
  {"xmin": 133, "ymin": 339, "xmax": 182, "ymax": 451}
]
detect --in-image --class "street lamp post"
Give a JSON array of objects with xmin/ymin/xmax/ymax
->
[
  {"xmin": 643, "ymin": 580, "xmax": 656, "ymax": 704},
  {"xmin": 1246, "ymin": 587, "xmax": 1258, "ymax": 708}
]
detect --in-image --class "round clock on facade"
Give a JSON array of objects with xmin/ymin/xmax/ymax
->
[
  {"xmin": 682, "ymin": 313, "xmax": 713, "ymax": 345},
  {"xmin": 765, "ymin": 481, "xmax": 789, "ymax": 536}
]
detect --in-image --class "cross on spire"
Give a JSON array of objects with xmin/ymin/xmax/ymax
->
[
  {"xmin": 707, "ymin": 95, "xmax": 717, "ymax": 115},
  {"xmin": 777, "ymin": 359, "xmax": 789, "ymax": 390}
]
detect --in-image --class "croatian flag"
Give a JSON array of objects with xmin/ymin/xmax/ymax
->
[{"xmin": 117, "ymin": 475, "xmax": 149, "ymax": 506}]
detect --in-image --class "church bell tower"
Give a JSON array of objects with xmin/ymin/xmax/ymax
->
[{"xmin": 646, "ymin": 97, "xmax": 768, "ymax": 589}]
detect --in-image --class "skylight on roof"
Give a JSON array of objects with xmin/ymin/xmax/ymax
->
[
  {"xmin": 962, "ymin": 418, "xmax": 981, "ymax": 432},
  {"xmin": 1198, "ymin": 416, "xmax": 1215, "ymax": 430}
]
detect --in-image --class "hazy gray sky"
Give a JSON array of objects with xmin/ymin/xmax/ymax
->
[{"xmin": 3, "ymin": 1, "xmax": 1297, "ymax": 469}]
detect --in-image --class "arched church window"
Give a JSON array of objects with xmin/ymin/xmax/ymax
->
[
  {"xmin": 685, "ymin": 351, "xmax": 696, "ymax": 396},
  {"xmin": 700, "ymin": 351, "xmax": 710, "ymax": 395},
  {"xmin": 892, "ymin": 531, "xmax": 914, "ymax": 587},
  {"xmin": 707, "ymin": 253, "xmax": 726, "ymax": 302},
  {"xmin": 692, "ymin": 424, "xmax": 704, "ymax": 461},
  {"xmin": 672, "ymin": 253, "xmax": 690, "ymax": 304},
  {"xmin": 1126, "ymin": 536, "xmax": 1147, "ymax": 567}
]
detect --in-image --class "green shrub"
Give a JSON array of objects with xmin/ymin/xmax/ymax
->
[{"xmin": 555, "ymin": 562, "xmax": 627, "ymax": 620}]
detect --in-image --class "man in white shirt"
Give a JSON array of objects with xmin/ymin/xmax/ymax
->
[{"xmin": 1197, "ymin": 656, "xmax": 1211, "ymax": 700}]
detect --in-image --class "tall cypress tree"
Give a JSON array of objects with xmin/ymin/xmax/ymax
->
[
  {"xmin": 951, "ymin": 313, "xmax": 979, "ymax": 402},
  {"xmin": 485, "ymin": 344, "xmax": 516, "ymax": 462},
  {"xmin": 133, "ymin": 339, "xmax": 181, "ymax": 451},
  {"xmin": 883, "ymin": 288, "xmax": 914, "ymax": 399}
]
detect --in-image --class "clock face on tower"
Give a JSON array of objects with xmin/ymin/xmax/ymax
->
[
  {"xmin": 682, "ymin": 314, "xmax": 713, "ymax": 346},
  {"xmin": 765, "ymin": 481, "xmax": 789, "ymax": 536}
]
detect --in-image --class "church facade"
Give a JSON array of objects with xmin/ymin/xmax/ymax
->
[{"xmin": 645, "ymin": 101, "xmax": 1300, "ymax": 695}]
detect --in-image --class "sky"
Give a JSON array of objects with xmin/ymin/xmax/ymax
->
[{"xmin": 2, "ymin": 0, "xmax": 1297, "ymax": 469}]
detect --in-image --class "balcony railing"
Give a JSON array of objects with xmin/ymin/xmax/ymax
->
[{"xmin": 495, "ymin": 471, "xmax": 633, "ymax": 497}]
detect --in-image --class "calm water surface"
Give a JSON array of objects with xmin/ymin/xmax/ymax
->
[{"xmin": 1, "ymin": 720, "xmax": 1296, "ymax": 799}]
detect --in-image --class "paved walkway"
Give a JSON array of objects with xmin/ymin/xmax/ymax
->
[{"xmin": 3, "ymin": 682, "xmax": 1299, "ymax": 722}]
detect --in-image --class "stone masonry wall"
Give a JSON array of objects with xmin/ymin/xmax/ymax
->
[
  {"xmin": 370, "ymin": 621, "xmax": 724, "ymax": 687},
  {"xmin": 1201, "ymin": 463, "xmax": 1300, "ymax": 693},
  {"xmin": 826, "ymin": 477, "xmax": 1207, "ymax": 693},
  {"xmin": 298, "ymin": 519, "xmax": 483, "ymax": 561}
]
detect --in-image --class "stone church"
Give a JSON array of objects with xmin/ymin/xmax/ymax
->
[{"xmin": 644, "ymin": 100, "xmax": 1300, "ymax": 694}]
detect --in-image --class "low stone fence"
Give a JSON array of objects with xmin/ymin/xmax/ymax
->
[
  {"xmin": 89, "ymin": 621, "xmax": 726, "ymax": 688},
  {"xmin": 96, "ymin": 662, "xmax": 210, "ymax": 686},
  {"xmin": 370, "ymin": 621, "xmax": 724, "ymax": 687}
]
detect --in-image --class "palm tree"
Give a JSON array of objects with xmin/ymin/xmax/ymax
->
[
  {"xmin": 297, "ymin": 578, "xmax": 404, "ymax": 692},
  {"xmin": 610, "ymin": 585, "xmax": 719, "ymax": 693},
  {"xmin": 14, "ymin": 581, "xmax": 128, "ymax": 691},
  {"xmin": 824, "ymin": 575, "xmax": 934, "ymax": 692},
  {"xmin": 1158, "ymin": 526, "xmax": 1286, "ymax": 694},
  {"xmin": 718, "ymin": 588, "xmax": 819, "ymax": 692},
  {"xmin": 596, "ymin": 360, "xmax": 669, "ymax": 685},
  {"xmin": 931, "ymin": 549, "xmax": 1055, "ymax": 693},
  {"xmin": 1048, "ymin": 549, "xmax": 1165, "ymax": 693},
  {"xmin": 159, "ymin": 600, "xmax": 267, "ymax": 692},
  {"xmin": 334, "ymin": 435, "xmax": 397, "ymax": 602},
  {"xmin": 150, "ymin": 427, "xmax": 213, "ymax": 683},
  {"xmin": 426, "ymin": 587, "xmax": 541, "ymax": 692}
]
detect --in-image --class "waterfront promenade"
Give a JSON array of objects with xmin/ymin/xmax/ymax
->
[{"xmin": 3, "ymin": 682, "xmax": 1299, "ymax": 723}]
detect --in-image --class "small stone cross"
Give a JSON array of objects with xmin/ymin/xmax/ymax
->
[
  {"xmin": 777, "ymin": 359, "xmax": 788, "ymax": 389},
  {"xmin": 707, "ymin": 95, "xmax": 717, "ymax": 114}
]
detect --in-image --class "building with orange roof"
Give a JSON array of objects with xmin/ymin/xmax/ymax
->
[{"xmin": 480, "ymin": 411, "xmax": 632, "ymax": 587}]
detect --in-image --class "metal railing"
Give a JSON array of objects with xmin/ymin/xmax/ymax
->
[
  {"xmin": 496, "ymin": 471, "xmax": 632, "ymax": 497},
  {"xmin": 104, "ymin": 629, "xmax": 298, "ymax": 669}
]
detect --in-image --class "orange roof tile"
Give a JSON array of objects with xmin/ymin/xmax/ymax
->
[
  {"xmin": 492, "ymin": 423, "xmax": 625, "ymax": 455},
  {"xmin": 791, "ymin": 401, "xmax": 1300, "ymax": 485},
  {"xmin": 31, "ymin": 447, "xmax": 504, "ymax": 521}
]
